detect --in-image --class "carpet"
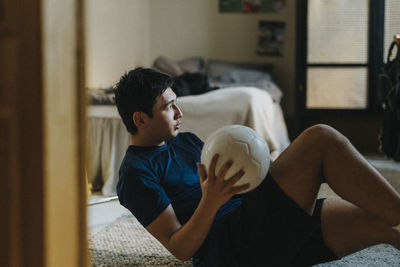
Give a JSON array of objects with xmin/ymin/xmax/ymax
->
[
  {"xmin": 89, "ymin": 158, "xmax": 400, "ymax": 266},
  {"xmin": 367, "ymin": 157, "xmax": 400, "ymax": 191},
  {"xmin": 89, "ymin": 213, "xmax": 400, "ymax": 267},
  {"xmin": 89, "ymin": 213, "xmax": 191, "ymax": 267}
]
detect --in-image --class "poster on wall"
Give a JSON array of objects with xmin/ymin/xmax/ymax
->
[
  {"xmin": 219, "ymin": 0, "xmax": 285, "ymax": 13},
  {"xmin": 257, "ymin": 21, "xmax": 285, "ymax": 56}
]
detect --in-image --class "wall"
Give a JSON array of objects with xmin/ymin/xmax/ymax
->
[
  {"xmin": 85, "ymin": 0, "xmax": 296, "ymax": 115},
  {"xmin": 149, "ymin": 0, "xmax": 296, "ymax": 115},
  {"xmin": 85, "ymin": 0, "xmax": 150, "ymax": 88}
]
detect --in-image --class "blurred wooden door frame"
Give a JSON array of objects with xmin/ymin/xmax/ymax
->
[{"xmin": 0, "ymin": 0, "xmax": 87, "ymax": 266}]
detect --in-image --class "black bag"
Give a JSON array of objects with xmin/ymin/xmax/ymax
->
[
  {"xmin": 378, "ymin": 35, "xmax": 400, "ymax": 161},
  {"xmin": 172, "ymin": 73, "xmax": 214, "ymax": 97}
]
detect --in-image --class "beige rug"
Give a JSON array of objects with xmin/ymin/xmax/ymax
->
[
  {"xmin": 89, "ymin": 213, "xmax": 191, "ymax": 267},
  {"xmin": 368, "ymin": 157, "xmax": 400, "ymax": 191},
  {"xmin": 89, "ymin": 157, "xmax": 400, "ymax": 266},
  {"xmin": 89, "ymin": 214, "xmax": 400, "ymax": 267}
]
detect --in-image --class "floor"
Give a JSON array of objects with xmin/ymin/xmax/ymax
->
[
  {"xmin": 87, "ymin": 156, "xmax": 400, "ymax": 234},
  {"xmin": 87, "ymin": 194, "xmax": 128, "ymax": 234}
]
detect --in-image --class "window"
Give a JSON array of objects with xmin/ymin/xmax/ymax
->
[
  {"xmin": 306, "ymin": 0, "xmax": 369, "ymax": 109},
  {"xmin": 296, "ymin": 0, "xmax": 392, "ymax": 116}
]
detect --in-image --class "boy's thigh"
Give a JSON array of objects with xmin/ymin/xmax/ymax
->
[{"xmin": 269, "ymin": 126, "xmax": 327, "ymax": 214}]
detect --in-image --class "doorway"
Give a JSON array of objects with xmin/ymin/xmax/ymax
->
[{"xmin": 295, "ymin": 0, "xmax": 389, "ymax": 153}]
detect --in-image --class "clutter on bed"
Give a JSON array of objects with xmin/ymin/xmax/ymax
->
[
  {"xmin": 153, "ymin": 56, "xmax": 282, "ymax": 102},
  {"xmin": 87, "ymin": 56, "xmax": 283, "ymax": 104},
  {"xmin": 172, "ymin": 72, "xmax": 215, "ymax": 97},
  {"xmin": 153, "ymin": 55, "xmax": 205, "ymax": 76},
  {"xmin": 87, "ymin": 87, "xmax": 115, "ymax": 105},
  {"xmin": 205, "ymin": 59, "xmax": 282, "ymax": 102}
]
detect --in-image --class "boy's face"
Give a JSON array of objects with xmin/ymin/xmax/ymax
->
[{"xmin": 146, "ymin": 88, "xmax": 183, "ymax": 144}]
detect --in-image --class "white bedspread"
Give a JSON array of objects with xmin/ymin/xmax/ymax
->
[{"xmin": 87, "ymin": 87, "xmax": 290, "ymax": 196}]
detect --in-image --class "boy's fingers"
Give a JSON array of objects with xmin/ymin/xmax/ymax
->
[
  {"xmin": 197, "ymin": 163, "xmax": 207, "ymax": 183},
  {"xmin": 208, "ymin": 153, "xmax": 219, "ymax": 179},
  {"xmin": 226, "ymin": 169, "xmax": 245, "ymax": 186},
  {"xmin": 217, "ymin": 160, "xmax": 233, "ymax": 179},
  {"xmin": 230, "ymin": 183, "xmax": 250, "ymax": 195},
  {"xmin": 225, "ymin": 169, "xmax": 248, "ymax": 194}
]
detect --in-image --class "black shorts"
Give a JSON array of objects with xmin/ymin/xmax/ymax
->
[{"xmin": 194, "ymin": 173, "xmax": 339, "ymax": 267}]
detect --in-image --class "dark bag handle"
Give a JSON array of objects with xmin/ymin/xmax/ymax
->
[
  {"xmin": 386, "ymin": 34, "xmax": 400, "ymax": 63},
  {"xmin": 387, "ymin": 41, "xmax": 396, "ymax": 63}
]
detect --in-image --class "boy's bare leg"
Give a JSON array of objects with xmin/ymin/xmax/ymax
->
[
  {"xmin": 269, "ymin": 124, "xmax": 400, "ymax": 225},
  {"xmin": 321, "ymin": 199, "xmax": 400, "ymax": 256},
  {"xmin": 270, "ymin": 125, "xmax": 400, "ymax": 226},
  {"xmin": 269, "ymin": 124, "xmax": 400, "ymax": 254}
]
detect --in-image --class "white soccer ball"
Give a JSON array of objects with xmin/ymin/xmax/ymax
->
[{"xmin": 201, "ymin": 125, "xmax": 270, "ymax": 194}]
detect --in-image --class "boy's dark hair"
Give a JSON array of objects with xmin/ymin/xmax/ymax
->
[{"xmin": 114, "ymin": 67, "xmax": 173, "ymax": 135}]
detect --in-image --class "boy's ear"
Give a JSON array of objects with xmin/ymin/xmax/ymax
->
[{"xmin": 133, "ymin": 111, "xmax": 147, "ymax": 128}]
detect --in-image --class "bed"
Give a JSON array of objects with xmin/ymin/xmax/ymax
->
[{"xmin": 87, "ymin": 58, "xmax": 291, "ymax": 196}]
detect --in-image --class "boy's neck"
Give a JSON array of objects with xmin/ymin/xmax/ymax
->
[{"xmin": 130, "ymin": 134, "xmax": 165, "ymax": 147}]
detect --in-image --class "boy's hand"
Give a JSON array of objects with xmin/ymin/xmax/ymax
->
[{"xmin": 197, "ymin": 153, "xmax": 249, "ymax": 211}]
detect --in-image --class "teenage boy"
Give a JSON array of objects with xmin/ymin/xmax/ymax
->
[{"xmin": 115, "ymin": 67, "xmax": 400, "ymax": 267}]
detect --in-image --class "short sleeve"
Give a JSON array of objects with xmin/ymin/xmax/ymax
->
[
  {"xmin": 117, "ymin": 167, "xmax": 171, "ymax": 227},
  {"xmin": 180, "ymin": 132, "xmax": 204, "ymax": 151},
  {"xmin": 189, "ymin": 132, "xmax": 204, "ymax": 149}
]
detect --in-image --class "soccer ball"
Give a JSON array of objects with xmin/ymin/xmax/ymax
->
[{"xmin": 201, "ymin": 125, "xmax": 270, "ymax": 194}]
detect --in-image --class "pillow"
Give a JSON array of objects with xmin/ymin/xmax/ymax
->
[
  {"xmin": 153, "ymin": 56, "xmax": 184, "ymax": 77},
  {"xmin": 205, "ymin": 59, "xmax": 281, "ymax": 102},
  {"xmin": 177, "ymin": 57, "xmax": 205, "ymax": 73},
  {"xmin": 206, "ymin": 59, "xmax": 273, "ymax": 79}
]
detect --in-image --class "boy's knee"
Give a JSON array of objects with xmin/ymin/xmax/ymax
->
[{"xmin": 305, "ymin": 124, "xmax": 350, "ymax": 148}]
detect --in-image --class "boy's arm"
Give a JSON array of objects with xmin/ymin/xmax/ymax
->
[
  {"xmin": 146, "ymin": 199, "xmax": 218, "ymax": 261},
  {"xmin": 146, "ymin": 154, "xmax": 248, "ymax": 261}
]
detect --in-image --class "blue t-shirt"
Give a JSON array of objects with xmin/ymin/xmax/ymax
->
[{"xmin": 117, "ymin": 132, "xmax": 242, "ymax": 228}]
